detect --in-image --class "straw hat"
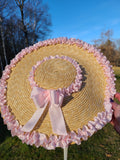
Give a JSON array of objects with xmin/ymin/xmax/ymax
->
[{"xmin": 0, "ymin": 37, "xmax": 116, "ymax": 149}]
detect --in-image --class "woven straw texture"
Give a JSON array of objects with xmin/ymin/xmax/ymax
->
[
  {"xmin": 7, "ymin": 44, "xmax": 106, "ymax": 136},
  {"xmin": 35, "ymin": 59, "xmax": 76, "ymax": 89}
]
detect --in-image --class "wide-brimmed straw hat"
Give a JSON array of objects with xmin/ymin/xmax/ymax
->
[{"xmin": 0, "ymin": 37, "xmax": 116, "ymax": 150}]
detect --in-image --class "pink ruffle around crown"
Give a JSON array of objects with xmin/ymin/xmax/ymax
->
[
  {"xmin": 29, "ymin": 55, "xmax": 82, "ymax": 95},
  {"xmin": 0, "ymin": 37, "xmax": 116, "ymax": 149}
]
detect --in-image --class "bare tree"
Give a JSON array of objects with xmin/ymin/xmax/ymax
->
[
  {"xmin": 15, "ymin": 0, "xmax": 29, "ymax": 46},
  {"xmin": 14, "ymin": 0, "xmax": 51, "ymax": 46},
  {"xmin": 0, "ymin": 0, "xmax": 8, "ymax": 65},
  {"xmin": 101, "ymin": 29, "xmax": 113, "ymax": 44},
  {"xmin": 0, "ymin": 55, "xmax": 3, "ymax": 70},
  {"xmin": 93, "ymin": 29, "xmax": 120, "ymax": 66},
  {"xmin": 24, "ymin": 0, "xmax": 51, "ymax": 44},
  {"xmin": 116, "ymin": 39, "xmax": 120, "ymax": 52},
  {"xmin": 0, "ymin": 0, "xmax": 51, "ymax": 71},
  {"xmin": 0, "ymin": 0, "xmax": 15, "ymax": 66}
]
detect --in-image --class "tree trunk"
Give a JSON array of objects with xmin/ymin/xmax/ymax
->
[
  {"xmin": 20, "ymin": 6, "xmax": 29, "ymax": 47},
  {"xmin": 0, "ymin": 55, "xmax": 3, "ymax": 72},
  {"xmin": 12, "ymin": 38, "xmax": 16, "ymax": 56},
  {"xmin": 32, "ymin": 13, "xmax": 36, "ymax": 44},
  {"xmin": 0, "ymin": 17, "xmax": 8, "ymax": 65}
]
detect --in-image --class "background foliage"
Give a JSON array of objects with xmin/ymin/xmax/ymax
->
[{"xmin": 0, "ymin": 0, "xmax": 51, "ymax": 76}]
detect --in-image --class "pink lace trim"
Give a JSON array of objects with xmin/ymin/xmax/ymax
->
[
  {"xmin": 0, "ymin": 37, "xmax": 116, "ymax": 149},
  {"xmin": 29, "ymin": 55, "xmax": 82, "ymax": 95}
]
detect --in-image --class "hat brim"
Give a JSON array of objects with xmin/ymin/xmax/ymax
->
[{"xmin": 0, "ymin": 38, "xmax": 116, "ymax": 149}]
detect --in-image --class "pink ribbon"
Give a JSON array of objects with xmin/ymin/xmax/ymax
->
[{"xmin": 22, "ymin": 87, "xmax": 67, "ymax": 135}]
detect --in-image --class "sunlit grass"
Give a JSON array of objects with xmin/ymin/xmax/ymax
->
[
  {"xmin": 0, "ymin": 67, "xmax": 120, "ymax": 160},
  {"xmin": 113, "ymin": 66, "xmax": 120, "ymax": 76},
  {"xmin": 113, "ymin": 66, "xmax": 120, "ymax": 93}
]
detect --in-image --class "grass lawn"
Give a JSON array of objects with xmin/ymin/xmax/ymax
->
[{"xmin": 0, "ymin": 67, "xmax": 120, "ymax": 160}]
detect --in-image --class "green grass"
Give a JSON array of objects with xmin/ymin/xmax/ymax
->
[
  {"xmin": 0, "ymin": 67, "xmax": 120, "ymax": 160},
  {"xmin": 113, "ymin": 67, "xmax": 120, "ymax": 93}
]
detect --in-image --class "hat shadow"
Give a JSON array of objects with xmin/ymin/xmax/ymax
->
[
  {"xmin": 62, "ymin": 65, "xmax": 87, "ymax": 107},
  {"xmin": 62, "ymin": 65, "xmax": 87, "ymax": 133},
  {"xmin": 79, "ymin": 65, "xmax": 87, "ymax": 91}
]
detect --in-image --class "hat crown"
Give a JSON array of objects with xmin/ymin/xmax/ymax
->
[{"xmin": 34, "ymin": 58, "xmax": 76, "ymax": 90}]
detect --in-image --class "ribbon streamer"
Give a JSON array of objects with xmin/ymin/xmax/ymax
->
[{"xmin": 22, "ymin": 87, "xmax": 67, "ymax": 135}]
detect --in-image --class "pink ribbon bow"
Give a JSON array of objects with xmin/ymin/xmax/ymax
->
[{"xmin": 22, "ymin": 87, "xmax": 67, "ymax": 135}]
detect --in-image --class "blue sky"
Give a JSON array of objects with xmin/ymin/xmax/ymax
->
[{"xmin": 44, "ymin": 0, "xmax": 120, "ymax": 44}]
